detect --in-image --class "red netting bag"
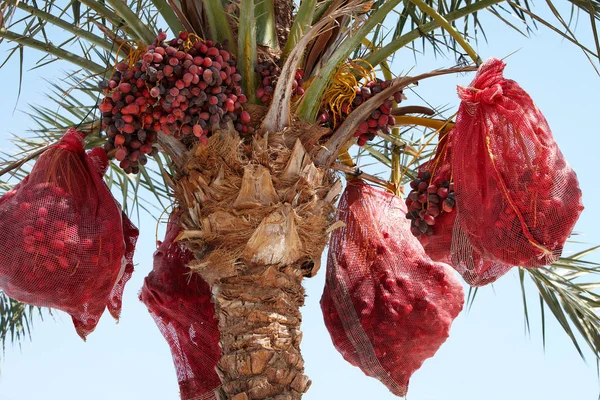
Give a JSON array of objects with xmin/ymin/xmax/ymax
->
[
  {"xmin": 321, "ymin": 180, "xmax": 464, "ymax": 396},
  {"xmin": 405, "ymin": 129, "xmax": 455, "ymax": 256},
  {"xmin": 406, "ymin": 130, "xmax": 510, "ymax": 286},
  {"xmin": 0, "ymin": 128, "xmax": 138, "ymax": 339},
  {"xmin": 140, "ymin": 212, "xmax": 221, "ymax": 400},
  {"xmin": 451, "ymin": 58, "xmax": 583, "ymax": 268},
  {"xmin": 88, "ymin": 147, "xmax": 139, "ymax": 319}
]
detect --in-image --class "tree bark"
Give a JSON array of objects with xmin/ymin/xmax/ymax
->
[
  {"xmin": 215, "ymin": 262, "xmax": 308, "ymax": 400},
  {"xmin": 273, "ymin": 0, "xmax": 294, "ymax": 50},
  {"xmin": 174, "ymin": 121, "xmax": 340, "ymax": 399}
]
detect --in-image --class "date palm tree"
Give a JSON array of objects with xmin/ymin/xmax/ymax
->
[{"xmin": 1, "ymin": 1, "xmax": 600, "ymax": 399}]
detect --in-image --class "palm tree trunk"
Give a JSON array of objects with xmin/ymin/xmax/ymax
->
[
  {"xmin": 273, "ymin": 0, "xmax": 294, "ymax": 50},
  {"xmin": 214, "ymin": 262, "xmax": 308, "ymax": 400},
  {"xmin": 173, "ymin": 115, "xmax": 341, "ymax": 399}
]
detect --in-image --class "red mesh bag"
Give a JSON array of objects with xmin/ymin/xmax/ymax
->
[
  {"xmin": 405, "ymin": 130, "xmax": 455, "ymax": 257},
  {"xmin": 321, "ymin": 180, "xmax": 464, "ymax": 396},
  {"xmin": 88, "ymin": 147, "xmax": 139, "ymax": 319},
  {"xmin": 0, "ymin": 129, "xmax": 138, "ymax": 339},
  {"xmin": 406, "ymin": 130, "xmax": 510, "ymax": 286},
  {"xmin": 140, "ymin": 212, "xmax": 221, "ymax": 400},
  {"xmin": 451, "ymin": 58, "xmax": 583, "ymax": 268}
]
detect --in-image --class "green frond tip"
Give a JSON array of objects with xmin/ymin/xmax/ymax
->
[
  {"xmin": 0, "ymin": 292, "xmax": 45, "ymax": 353},
  {"xmin": 365, "ymin": 0, "xmax": 504, "ymax": 70},
  {"xmin": 525, "ymin": 246, "xmax": 600, "ymax": 360},
  {"xmin": 0, "ymin": 29, "xmax": 105, "ymax": 74},
  {"xmin": 103, "ymin": 0, "xmax": 156, "ymax": 44}
]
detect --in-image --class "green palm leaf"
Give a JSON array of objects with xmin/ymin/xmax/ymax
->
[
  {"xmin": 0, "ymin": 292, "xmax": 46, "ymax": 354},
  {"xmin": 523, "ymin": 247, "xmax": 600, "ymax": 360}
]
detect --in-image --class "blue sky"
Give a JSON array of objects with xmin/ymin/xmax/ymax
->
[{"xmin": 1, "ymin": 5, "xmax": 600, "ymax": 400}]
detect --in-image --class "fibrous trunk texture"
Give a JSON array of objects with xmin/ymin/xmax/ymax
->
[
  {"xmin": 215, "ymin": 263, "xmax": 307, "ymax": 400},
  {"xmin": 174, "ymin": 115, "xmax": 340, "ymax": 400},
  {"xmin": 273, "ymin": 0, "xmax": 294, "ymax": 50}
]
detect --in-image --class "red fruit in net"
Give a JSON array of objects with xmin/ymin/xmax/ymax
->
[
  {"xmin": 410, "ymin": 129, "xmax": 511, "ymax": 286},
  {"xmin": 451, "ymin": 58, "xmax": 583, "ymax": 268},
  {"xmin": 0, "ymin": 129, "xmax": 138, "ymax": 339},
  {"xmin": 140, "ymin": 212, "xmax": 221, "ymax": 399},
  {"xmin": 321, "ymin": 181, "xmax": 464, "ymax": 397}
]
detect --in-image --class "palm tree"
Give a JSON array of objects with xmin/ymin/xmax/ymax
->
[{"xmin": 1, "ymin": 1, "xmax": 600, "ymax": 399}]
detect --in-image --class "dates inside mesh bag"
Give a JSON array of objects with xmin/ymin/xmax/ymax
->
[
  {"xmin": 0, "ymin": 129, "xmax": 138, "ymax": 339},
  {"xmin": 140, "ymin": 212, "xmax": 220, "ymax": 400},
  {"xmin": 451, "ymin": 58, "xmax": 583, "ymax": 268},
  {"xmin": 406, "ymin": 130, "xmax": 510, "ymax": 286},
  {"xmin": 321, "ymin": 180, "xmax": 464, "ymax": 396}
]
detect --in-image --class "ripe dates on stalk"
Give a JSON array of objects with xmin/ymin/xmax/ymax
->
[
  {"xmin": 99, "ymin": 31, "xmax": 251, "ymax": 174},
  {"xmin": 318, "ymin": 78, "xmax": 404, "ymax": 146}
]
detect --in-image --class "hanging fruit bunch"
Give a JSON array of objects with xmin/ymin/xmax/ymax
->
[
  {"xmin": 405, "ymin": 129, "xmax": 455, "ymax": 245},
  {"xmin": 450, "ymin": 58, "xmax": 583, "ymax": 268},
  {"xmin": 255, "ymin": 58, "xmax": 305, "ymax": 104},
  {"xmin": 140, "ymin": 212, "xmax": 220, "ymax": 400},
  {"xmin": 0, "ymin": 129, "xmax": 138, "ymax": 339},
  {"xmin": 99, "ymin": 31, "xmax": 251, "ymax": 173},
  {"xmin": 321, "ymin": 180, "xmax": 464, "ymax": 396},
  {"xmin": 319, "ymin": 61, "xmax": 405, "ymax": 146},
  {"xmin": 405, "ymin": 129, "xmax": 511, "ymax": 286}
]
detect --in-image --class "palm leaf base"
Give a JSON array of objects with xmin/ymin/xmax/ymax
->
[{"xmin": 174, "ymin": 119, "xmax": 340, "ymax": 399}]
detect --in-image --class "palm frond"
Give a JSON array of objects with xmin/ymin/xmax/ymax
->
[
  {"xmin": 522, "ymin": 247, "xmax": 600, "ymax": 360},
  {"xmin": 363, "ymin": 1, "xmax": 600, "ymax": 73},
  {"xmin": 0, "ymin": 292, "xmax": 46, "ymax": 354},
  {"xmin": 0, "ymin": 0, "xmax": 171, "ymax": 76}
]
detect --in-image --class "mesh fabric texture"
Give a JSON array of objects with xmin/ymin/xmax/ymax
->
[
  {"xmin": 451, "ymin": 58, "xmax": 583, "ymax": 268},
  {"xmin": 321, "ymin": 180, "xmax": 464, "ymax": 397},
  {"xmin": 0, "ymin": 128, "xmax": 138, "ymax": 339},
  {"xmin": 414, "ymin": 130, "xmax": 510, "ymax": 286},
  {"xmin": 140, "ymin": 212, "xmax": 221, "ymax": 400}
]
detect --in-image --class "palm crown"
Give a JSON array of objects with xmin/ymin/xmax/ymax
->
[{"xmin": 1, "ymin": 0, "xmax": 600, "ymax": 398}]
